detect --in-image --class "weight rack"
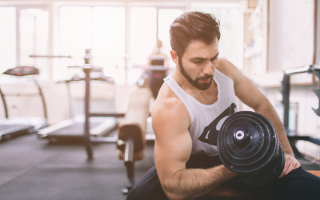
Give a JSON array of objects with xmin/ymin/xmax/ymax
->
[{"xmin": 282, "ymin": 64, "xmax": 320, "ymax": 168}]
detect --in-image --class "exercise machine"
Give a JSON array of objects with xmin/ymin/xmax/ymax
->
[
  {"xmin": 37, "ymin": 67, "xmax": 117, "ymax": 142},
  {"xmin": 90, "ymin": 86, "xmax": 152, "ymax": 194},
  {"xmin": 0, "ymin": 66, "xmax": 47, "ymax": 141},
  {"xmin": 32, "ymin": 49, "xmax": 155, "ymax": 193},
  {"xmin": 282, "ymin": 64, "xmax": 320, "ymax": 169},
  {"xmin": 36, "ymin": 50, "xmax": 118, "ymax": 143}
]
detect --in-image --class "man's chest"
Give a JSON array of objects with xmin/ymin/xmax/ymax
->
[{"xmin": 191, "ymin": 81, "xmax": 218, "ymax": 105}]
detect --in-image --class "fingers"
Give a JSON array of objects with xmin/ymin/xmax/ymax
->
[
  {"xmin": 279, "ymin": 163, "xmax": 289, "ymax": 178},
  {"xmin": 279, "ymin": 161, "xmax": 289, "ymax": 178},
  {"xmin": 279, "ymin": 155, "xmax": 301, "ymax": 178},
  {"xmin": 285, "ymin": 160, "xmax": 297, "ymax": 175}
]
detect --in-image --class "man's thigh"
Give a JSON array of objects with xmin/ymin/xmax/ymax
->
[
  {"xmin": 225, "ymin": 167, "xmax": 320, "ymax": 200},
  {"xmin": 126, "ymin": 166, "xmax": 168, "ymax": 200}
]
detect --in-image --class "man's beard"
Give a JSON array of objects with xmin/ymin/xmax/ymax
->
[{"xmin": 178, "ymin": 59, "xmax": 213, "ymax": 90}]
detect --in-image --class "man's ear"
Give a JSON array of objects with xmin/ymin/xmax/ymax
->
[{"xmin": 170, "ymin": 50, "xmax": 179, "ymax": 65}]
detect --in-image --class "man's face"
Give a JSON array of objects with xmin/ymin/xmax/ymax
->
[{"xmin": 177, "ymin": 39, "xmax": 219, "ymax": 90}]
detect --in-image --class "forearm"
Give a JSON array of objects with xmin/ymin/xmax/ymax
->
[
  {"xmin": 254, "ymin": 101, "xmax": 293, "ymax": 155},
  {"xmin": 163, "ymin": 165, "xmax": 236, "ymax": 200}
]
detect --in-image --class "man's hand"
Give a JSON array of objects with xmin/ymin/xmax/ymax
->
[{"xmin": 279, "ymin": 153, "xmax": 301, "ymax": 178}]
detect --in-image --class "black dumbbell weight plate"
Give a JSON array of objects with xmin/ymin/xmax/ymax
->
[
  {"xmin": 240, "ymin": 143, "xmax": 285, "ymax": 186},
  {"xmin": 217, "ymin": 111, "xmax": 284, "ymax": 185}
]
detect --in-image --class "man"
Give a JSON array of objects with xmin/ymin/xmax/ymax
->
[{"xmin": 127, "ymin": 11, "xmax": 320, "ymax": 200}]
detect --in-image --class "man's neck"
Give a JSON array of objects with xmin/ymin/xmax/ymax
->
[
  {"xmin": 171, "ymin": 67, "xmax": 218, "ymax": 106},
  {"xmin": 172, "ymin": 68, "xmax": 212, "ymax": 94},
  {"xmin": 172, "ymin": 68, "xmax": 194, "ymax": 91}
]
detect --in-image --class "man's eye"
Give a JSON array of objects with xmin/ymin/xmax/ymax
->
[
  {"xmin": 194, "ymin": 60, "xmax": 203, "ymax": 64},
  {"xmin": 210, "ymin": 58, "xmax": 218, "ymax": 62}
]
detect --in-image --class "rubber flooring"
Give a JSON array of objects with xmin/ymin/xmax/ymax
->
[
  {"xmin": 0, "ymin": 131, "xmax": 155, "ymax": 200},
  {"xmin": 0, "ymin": 131, "xmax": 319, "ymax": 200}
]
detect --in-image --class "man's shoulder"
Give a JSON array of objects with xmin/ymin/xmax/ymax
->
[
  {"xmin": 152, "ymin": 84, "xmax": 190, "ymax": 122},
  {"xmin": 217, "ymin": 58, "xmax": 240, "ymax": 81},
  {"xmin": 217, "ymin": 58, "xmax": 232, "ymax": 76},
  {"xmin": 151, "ymin": 86, "xmax": 191, "ymax": 136},
  {"xmin": 153, "ymin": 84, "xmax": 186, "ymax": 113}
]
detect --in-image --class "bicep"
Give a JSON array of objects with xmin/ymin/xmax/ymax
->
[
  {"xmin": 154, "ymin": 129, "xmax": 192, "ymax": 177},
  {"xmin": 152, "ymin": 102, "xmax": 192, "ymax": 183}
]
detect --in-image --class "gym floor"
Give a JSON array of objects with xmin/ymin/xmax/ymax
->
[
  {"xmin": 0, "ymin": 130, "xmax": 155, "ymax": 200},
  {"xmin": 1, "ymin": 131, "xmax": 319, "ymax": 200}
]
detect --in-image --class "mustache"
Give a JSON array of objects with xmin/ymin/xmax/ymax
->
[{"xmin": 197, "ymin": 74, "xmax": 214, "ymax": 81}]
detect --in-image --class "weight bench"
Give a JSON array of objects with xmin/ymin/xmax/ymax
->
[{"xmin": 116, "ymin": 88, "xmax": 152, "ymax": 193}]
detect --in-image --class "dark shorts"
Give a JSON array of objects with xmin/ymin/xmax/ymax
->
[{"xmin": 127, "ymin": 154, "xmax": 320, "ymax": 200}]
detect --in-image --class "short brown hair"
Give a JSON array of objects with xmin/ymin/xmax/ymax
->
[{"xmin": 170, "ymin": 11, "xmax": 220, "ymax": 58}]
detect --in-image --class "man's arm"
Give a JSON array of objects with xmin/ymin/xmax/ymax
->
[
  {"xmin": 152, "ymin": 94, "xmax": 236, "ymax": 200},
  {"xmin": 217, "ymin": 58, "xmax": 301, "ymax": 177}
]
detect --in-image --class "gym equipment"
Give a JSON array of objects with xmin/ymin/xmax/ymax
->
[
  {"xmin": 135, "ymin": 55, "xmax": 169, "ymax": 98},
  {"xmin": 90, "ymin": 87, "xmax": 153, "ymax": 193},
  {"xmin": 90, "ymin": 87, "xmax": 152, "ymax": 193},
  {"xmin": 33, "ymin": 50, "xmax": 119, "ymax": 159},
  {"xmin": 218, "ymin": 111, "xmax": 285, "ymax": 185},
  {"xmin": 37, "ymin": 67, "xmax": 117, "ymax": 143},
  {"xmin": 148, "ymin": 55, "xmax": 168, "ymax": 98},
  {"xmin": 116, "ymin": 88, "xmax": 152, "ymax": 193},
  {"xmin": 282, "ymin": 65, "xmax": 320, "ymax": 169},
  {"xmin": 32, "ymin": 50, "xmax": 155, "ymax": 192},
  {"xmin": 37, "ymin": 66, "xmax": 117, "ymax": 150},
  {"xmin": 0, "ymin": 66, "xmax": 47, "ymax": 141}
]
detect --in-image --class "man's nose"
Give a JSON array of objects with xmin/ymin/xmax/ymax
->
[{"xmin": 203, "ymin": 61, "xmax": 214, "ymax": 75}]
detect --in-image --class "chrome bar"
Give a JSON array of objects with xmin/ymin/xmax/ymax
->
[
  {"xmin": 89, "ymin": 113, "xmax": 125, "ymax": 118},
  {"xmin": 30, "ymin": 55, "xmax": 72, "ymax": 58},
  {"xmin": 284, "ymin": 64, "xmax": 320, "ymax": 75}
]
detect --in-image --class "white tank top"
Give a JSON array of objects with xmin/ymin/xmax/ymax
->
[{"xmin": 164, "ymin": 69, "xmax": 237, "ymax": 156}]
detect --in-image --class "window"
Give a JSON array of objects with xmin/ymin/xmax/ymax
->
[
  {"xmin": 192, "ymin": 3, "xmax": 244, "ymax": 70},
  {"xmin": 158, "ymin": 8, "xmax": 184, "ymax": 67},
  {"xmin": 0, "ymin": 7, "xmax": 16, "ymax": 75},
  {"xmin": 130, "ymin": 6, "xmax": 183, "ymax": 68},
  {"xmin": 128, "ymin": 6, "xmax": 184, "ymax": 84},
  {"xmin": 0, "ymin": 6, "xmax": 48, "ymax": 81},
  {"xmin": 56, "ymin": 6, "xmax": 126, "ymax": 82},
  {"xmin": 130, "ymin": 7, "xmax": 157, "ymax": 66},
  {"xmin": 0, "ymin": 2, "xmax": 244, "ymax": 83}
]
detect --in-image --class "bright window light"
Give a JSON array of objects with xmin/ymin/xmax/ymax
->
[
  {"xmin": 57, "ymin": 6, "xmax": 126, "ymax": 82},
  {"xmin": 192, "ymin": 3, "xmax": 244, "ymax": 70},
  {"xmin": 130, "ymin": 7, "xmax": 157, "ymax": 66},
  {"xmin": 158, "ymin": 9, "xmax": 184, "ymax": 68},
  {"xmin": 92, "ymin": 7, "xmax": 125, "ymax": 68},
  {"xmin": 59, "ymin": 7, "xmax": 92, "ymax": 56},
  {"xmin": 0, "ymin": 7, "xmax": 16, "ymax": 75},
  {"xmin": 92, "ymin": 7, "xmax": 126, "ymax": 84}
]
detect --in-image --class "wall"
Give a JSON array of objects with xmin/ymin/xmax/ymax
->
[
  {"xmin": 268, "ymin": 0, "xmax": 314, "ymax": 71},
  {"xmin": 242, "ymin": 0, "xmax": 320, "ymax": 159},
  {"xmin": 239, "ymin": 81, "xmax": 320, "ymax": 160}
]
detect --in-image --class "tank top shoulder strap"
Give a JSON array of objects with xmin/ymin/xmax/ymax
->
[
  {"xmin": 215, "ymin": 69, "xmax": 234, "ymax": 84},
  {"xmin": 163, "ymin": 75, "xmax": 195, "ymax": 123}
]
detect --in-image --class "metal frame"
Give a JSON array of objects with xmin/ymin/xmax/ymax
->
[
  {"xmin": 0, "ymin": 87, "xmax": 8, "ymax": 118},
  {"xmin": 73, "ymin": 55, "xmax": 122, "ymax": 160},
  {"xmin": 281, "ymin": 64, "xmax": 320, "ymax": 156},
  {"xmin": 0, "ymin": 74, "xmax": 48, "ymax": 120}
]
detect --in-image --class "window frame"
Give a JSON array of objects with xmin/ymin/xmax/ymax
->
[
  {"xmin": 0, "ymin": 0, "xmax": 246, "ymax": 84},
  {"xmin": 0, "ymin": 4, "xmax": 47, "ymax": 68}
]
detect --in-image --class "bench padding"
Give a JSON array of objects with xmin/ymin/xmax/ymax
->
[{"xmin": 117, "ymin": 88, "xmax": 152, "ymax": 160}]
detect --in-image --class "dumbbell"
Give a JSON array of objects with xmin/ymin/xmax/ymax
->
[{"xmin": 217, "ymin": 111, "xmax": 285, "ymax": 185}]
